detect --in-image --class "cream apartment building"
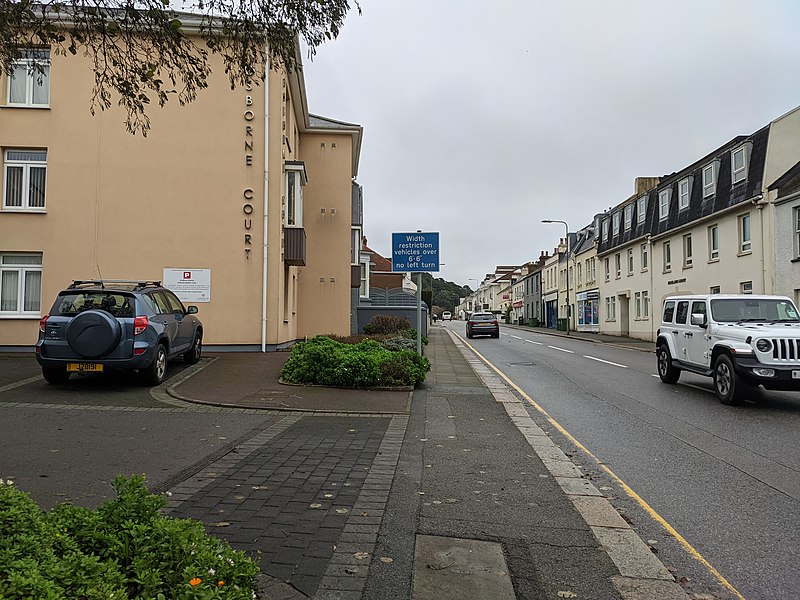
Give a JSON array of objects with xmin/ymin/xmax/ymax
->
[
  {"xmin": 0, "ymin": 23, "xmax": 363, "ymax": 350},
  {"xmin": 597, "ymin": 107, "xmax": 800, "ymax": 340}
]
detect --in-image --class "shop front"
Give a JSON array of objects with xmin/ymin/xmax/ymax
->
[{"xmin": 576, "ymin": 289, "xmax": 600, "ymax": 333}]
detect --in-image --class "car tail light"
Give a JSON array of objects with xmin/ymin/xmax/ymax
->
[
  {"xmin": 39, "ymin": 314, "xmax": 49, "ymax": 333},
  {"xmin": 134, "ymin": 316, "xmax": 149, "ymax": 336}
]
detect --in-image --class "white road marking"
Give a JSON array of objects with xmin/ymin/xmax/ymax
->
[
  {"xmin": 584, "ymin": 356, "xmax": 628, "ymax": 368},
  {"xmin": 510, "ymin": 335, "xmax": 523, "ymax": 340},
  {"xmin": 525, "ymin": 340, "xmax": 544, "ymax": 345},
  {"xmin": 548, "ymin": 346, "xmax": 574, "ymax": 354}
]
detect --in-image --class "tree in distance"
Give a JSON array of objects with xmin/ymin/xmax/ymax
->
[{"xmin": 1, "ymin": 0, "xmax": 360, "ymax": 135}]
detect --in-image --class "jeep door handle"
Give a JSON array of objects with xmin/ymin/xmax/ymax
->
[
  {"xmin": 672, "ymin": 330, "xmax": 678, "ymax": 335},
  {"xmin": 685, "ymin": 332, "xmax": 693, "ymax": 337}
]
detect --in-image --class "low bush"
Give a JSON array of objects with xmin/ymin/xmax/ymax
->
[
  {"xmin": 363, "ymin": 315, "xmax": 411, "ymax": 335},
  {"xmin": 281, "ymin": 336, "xmax": 430, "ymax": 388},
  {"xmin": 0, "ymin": 476, "xmax": 259, "ymax": 600},
  {"xmin": 381, "ymin": 336, "xmax": 417, "ymax": 352}
]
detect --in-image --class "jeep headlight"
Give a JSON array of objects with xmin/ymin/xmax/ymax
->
[{"xmin": 755, "ymin": 339, "xmax": 772, "ymax": 353}]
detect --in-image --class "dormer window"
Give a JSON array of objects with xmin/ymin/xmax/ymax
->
[
  {"xmin": 658, "ymin": 189, "xmax": 671, "ymax": 220},
  {"xmin": 731, "ymin": 143, "xmax": 750, "ymax": 184},
  {"xmin": 678, "ymin": 177, "xmax": 691, "ymax": 210},
  {"xmin": 637, "ymin": 195, "xmax": 647, "ymax": 224},
  {"xmin": 624, "ymin": 204, "xmax": 633, "ymax": 230},
  {"xmin": 612, "ymin": 212, "xmax": 620, "ymax": 236},
  {"xmin": 702, "ymin": 163, "xmax": 717, "ymax": 198}
]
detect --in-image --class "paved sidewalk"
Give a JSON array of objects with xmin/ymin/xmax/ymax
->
[{"xmin": 158, "ymin": 328, "xmax": 687, "ymax": 599}]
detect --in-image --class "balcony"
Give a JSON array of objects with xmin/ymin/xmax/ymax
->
[{"xmin": 284, "ymin": 226, "xmax": 306, "ymax": 266}]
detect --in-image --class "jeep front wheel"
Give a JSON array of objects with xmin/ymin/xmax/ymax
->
[
  {"xmin": 713, "ymin": 354, "xmax": 747, "ymax": 405},
  {"xmin": 656, "ymin": 344, "xmax": 680, "ymax": 384}
]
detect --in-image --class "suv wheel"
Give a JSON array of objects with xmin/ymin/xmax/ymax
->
[
  {"xmin": 183, "ymin": 331, "xmax": 202, "ymax": 365},
  {"xmin": 656, "ymin": 344, "xmax": 680, "ymax": 384},
  {"xmin": 42, "ymin": 368, "xmax": 70, "ymax": 385},
  {"xmin": 713, "ymin": 354, "xmax": 747, "ymax": 405},
  {"xmin": 142, "ymin": 344, "xmax": 168, "ymax": 386}
]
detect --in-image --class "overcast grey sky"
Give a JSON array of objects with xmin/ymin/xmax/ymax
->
[{"xmin": 302, "ymin": 1, "xmax": 800, "ymax": 288}]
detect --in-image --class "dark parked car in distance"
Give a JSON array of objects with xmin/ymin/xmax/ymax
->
[
  {"xmin": 466, "ymin": 312, "xmax": 500, "ymax": 338},
  {"xmin": 36, "ymin": 280, "xmax": 203, "ymax": 386}
]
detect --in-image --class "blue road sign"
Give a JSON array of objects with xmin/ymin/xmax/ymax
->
[{"xmin": 392, "ymin": 232, "xmax": 440, "ymax": 272}]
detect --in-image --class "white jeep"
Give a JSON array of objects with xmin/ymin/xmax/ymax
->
[{"xmin": 656, "ymin": 294, "xmax": 800, "ymax": 405}]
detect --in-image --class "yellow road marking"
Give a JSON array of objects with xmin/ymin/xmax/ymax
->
[{"xmin": 453, "ymin": 331, "xmax": 746, "ymax": 600}]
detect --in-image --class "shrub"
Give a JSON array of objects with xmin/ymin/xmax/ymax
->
[
  {"xmin": 363, "ymin": 315, "xmax": 411, "ymax": 335},
  {"xmin": 0, "ymin": 476, "xmax": 259, "ymax": 600},
  {"xmin": 381, "ymin": 336, "xmax": 416, "ymax": 352},
  {"xmin": 281, "ymin": 336, "xmax": 430, "ymax": 387}
]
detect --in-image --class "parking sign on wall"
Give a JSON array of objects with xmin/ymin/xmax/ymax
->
[{"xmin": 163, "ymin": 268, "xmax": 211, "ymax": 302}]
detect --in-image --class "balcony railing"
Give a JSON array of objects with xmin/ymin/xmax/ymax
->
[{"xmin": 284, "ymin": 226, "xmax": 306, "ymax": 266}]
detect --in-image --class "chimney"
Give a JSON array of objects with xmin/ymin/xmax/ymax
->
[
  {"xmin": 362, "ymin": 236, "xmax": 368, "ymax": 247},
  {"xmin": 635, "ymin": 177, "xmax": 660, "ymax": 195}
]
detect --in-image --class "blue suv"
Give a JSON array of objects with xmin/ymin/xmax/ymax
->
[{"xmin": 36, "ymin": 280, "xmax": 203, "ymax": 385}]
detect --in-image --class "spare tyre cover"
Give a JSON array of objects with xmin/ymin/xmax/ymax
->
[{"xmin": 66, "ymin": 310, "xmax": 122, "ymax": 358}]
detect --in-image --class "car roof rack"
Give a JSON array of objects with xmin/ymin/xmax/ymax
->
[{"xmin": 68, "ymin": 280, "xmax": 162, "ymax": 290}]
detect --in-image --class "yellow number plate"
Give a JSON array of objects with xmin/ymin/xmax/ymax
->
[{"xmin": 66, "ymin": 363, "xmax": 103, "ymax": 373}]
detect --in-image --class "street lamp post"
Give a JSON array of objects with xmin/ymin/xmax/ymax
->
[{"xmin": 542, "ymin": 219, "xmax": 570, "ymax": 335}]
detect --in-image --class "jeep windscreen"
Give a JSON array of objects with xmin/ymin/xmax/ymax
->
[
  {"xmin": 54, "ymin": 292, "xmax": 135, "ymax": 317},
  {"xmin": 710, "ymin": 298, "xmax": 800, "ymax": 323}
]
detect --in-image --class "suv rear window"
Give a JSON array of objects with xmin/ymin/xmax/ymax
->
[{"xmin": 54, "ymin": 292, "xmax": 135, "ymax": 317}]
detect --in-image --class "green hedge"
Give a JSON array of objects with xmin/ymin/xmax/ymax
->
[
  {"xmin": 0, "ymin": 476, "xmax": 259, "ymax": 599},
  {"xmin": 281, "ymin": 336, "xmax": 430, "ymax": 388}
]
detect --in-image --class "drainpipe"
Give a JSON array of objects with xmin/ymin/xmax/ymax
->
[
  {"xmin": 752, "ymin": 194, "xmax": 765, "ymax": 293},
  {"xmin": 261, "ymin": 68, "xmax": 270, "ymax": 352}
]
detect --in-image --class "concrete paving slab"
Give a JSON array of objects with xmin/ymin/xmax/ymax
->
[
  {"xmin": 571, "ymin": 496, "xmax": 631, "ymax": 529},
  {"xmin": 612, "ymin": 575, "xmax": 691, "ymax": 600},
  {"xmin": 412, "ymin": 535, "xmax": 516, "ymax": 600},
  {"xmin": 592, "ymin": 527, "xmax": 674, "ymax": 581}
]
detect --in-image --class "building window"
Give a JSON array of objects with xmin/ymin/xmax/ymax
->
[
  {"xmin": 624, "ymin": 204, "xmax": 633, "ymax": 230},
  {"xmin": 708, "ymin": 224, "xmax": 719, "ymax": 261},
  {"xmin": 702, "ymin": 163, "xmax": 716, "ymax": 197},
  {"xmin": 615, "ymin": 253, "xmax": 621, "ymax": 279},
  {"xmin": 739, "ymin": 213, "xmax": 751, "ymax": 253},
  {"xmin": 740, "ymin": 281, "xmax": 753, "ymax": 294},
  {"xmin": 663, "ymin": 241, "xmax": 672, "ymax": 272},
  {"xmin": 731, "ymin": 145, "xmax": 748, "ymax": 184},
  {"xmin": 591, "ymin": 258, "xmax": 596, "ymax": 282},
  {"xmin": 641, "ymin": 243, "xmax": 648, "ymax": 271},
  {"xmin": 678, "ymin": 177, "xmax": 691, "ymax": 210},
  {"xmin": 710, "ymin": 286, "xmax": 721, "ymax": 294},
  {"xmin": 577, "ymin": 262, "xmax": 582, "ymax": 285},
  {"xmin": 606, "ymin": 296, "xmax": 616, "ymax": 321},
  {"xmin": 6, "ymin": 49, "xmax": 50, "ymax": 107},
  {"xmin": 612, "ymin": 212, "xmax": 620, "ymax": 236},
  {"xmin": 659, "ymin": 189, "xmax": 670, "ymax": 220},
  {"xmin": 643, "ymin": 291, "xmax": 650, "ymax": 318},
  {"xmin": 627, "ymin": 248, "xmax": 634, "ymax": 275},
  {"xmin": 3, "ymin": 150, "xmax": 47, "ymax": 211},
  {"xmin": 635, "ymin": 292, "xmax": 642, "ymax": 319},
  {"xmin": 602, "ymin": 219, "xmax": 609, "ymax": 240},
  {"xmin": 795, "ymin": 207, "xmax": 800, "ymax": 258},
  {"xmin": 0, "ymin": 253, "xmax": 42, "ymax": 315},
  {"xmin": 637, "ymin": 195, "xmax": 647, "ymax": 224},
  {"xmin": 359, "ymin": 259, "xmax": 369, "ymax": 297},
  {"xmin": 683, "ymin": 234, "xmax": 693, "ymax": 267},
  {"xmin": 351, "ymin": 227, "xmax": 361, "ymax": 265},
  {"xmin": 604, "ymin": 257, "xmax": 610, "ymax": 282},
  {"xmin": 284, "ymin": 163, "xmax": 307, "ymax": 226}
]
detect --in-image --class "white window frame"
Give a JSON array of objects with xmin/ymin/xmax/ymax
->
[
  {"xmin": 739, "ymin": 213, "xmax": 751, "ymax": 254},
  {"xmin": 6, "ymin": 49, "xmax": 50, "ymax": 107},
  {"xmin": 615, "ymin": 253, "xmax": 621, "ymax": 279},
  {"xmin": 637, "ymin": 195, "xmax": 647, "ymax": 224},
  {"xmin": 602, "ymin": 219, "xmax": 609, "ymax": 240},
  {"xmin": 663, "ymin": 241, "xmax": 672, "ymax": 272},
  {"xmin": 678, "ymin": 177, "xmax": 691, "ymax": 210},
  {"xmin": 577, "ymin": 262, "xmax": 582, "ymax": 285},
  {"xmin": 624, "ymin": 204, "xmax": 633, "ymax": 230},
  {"xmin": 3, "ymin": 150, "xmax": 47, "ymax": 211},
  {"xmin": 708, "ymin": 224, "xmax": 719, "ymax": 261},
  {"xmin": 635, "ymin": 291, "xmax": 642, "ymax": 319},
  {"xmin": 627, "ymin": 248, "xmax": 634, "ymax": 275},
  {"xmin": 359, "ymin": 257, "xmax": 370, "ymax": 298},
  {"xmin": 683, "ymin": 233, "xmax": 693, "ymax": 267},
  {"xmin": 740, "ymin": 281, "xmax": 753, "ymax": 295},
  {"xmin": 731, "ymin": 145, "xmax": 748, "ymax": 184},
  {"xmin": 591, "ymin": 258, "xmax": 596, "ymax": 282},
  {"xmin": 351, "ymin": 227, "xmax": 361, "ymax": 265},
  {"xmin": 702, "ymin": 163, "xmax": 717, "ymax": 198},
  {"xmin": 659, "ymin": 189, "xmax": 670, "ymax": 220},
  {"xmin": 643, "ymin": 290, "xmax": 650, "ymax": 318},
  {"xmin": 795, "ymin": 207, "xmax": 800, "ymax": 259},
  {"xmin": 640, "ymin": 243, "xmax": 648, "ymax": 272},
  {"xmin": 0, "ymin": 253, "xmax": 43, "ymax": 316},
  {"xmin": 605, "ymin": 296, "xmax": 616, "ymax": 321},
  {"xmin": 604, "ymin": 257, "xmax": 610, "ymax": 282},
  {"xmin": 710, "ymin": 285, "xmax": 721, "ymax": 294},
  {"xmin": 284, "ymin": 163, "xmax": 307, "ymax": 227},
  {"xmin": 612, "ymin": 212, "xmax": 620, "ymax": 237}
]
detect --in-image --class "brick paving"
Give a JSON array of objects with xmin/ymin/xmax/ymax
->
[{"xmin": 166, "ymin": 413, "xmax": 407, "ymax": 598}]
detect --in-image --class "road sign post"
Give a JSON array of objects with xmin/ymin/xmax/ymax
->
[{"xmin": 392, "ymin": 232, "xmax": 440, "ymax": 355}]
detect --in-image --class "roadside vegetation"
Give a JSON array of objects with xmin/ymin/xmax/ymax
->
[
  {"xmin": 0, "ymin": 476, "xmax": 259, "ymax": 599},
  {"xmin": 281, "ymin": 315, "xmax": 431, "ymax": 388}
]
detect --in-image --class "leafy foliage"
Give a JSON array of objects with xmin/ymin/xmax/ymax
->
[
  {"xmin": 418, "ymin": 274, "xmax": 472, "ymax": 313},
  {"xmin": 362, "ymin": 314, "xmax": 412, "ymax": 335},
  {"xmin": 281, "ymin": 336, "xmax": 430, "ymax": 388},
  {"xmin": 0, "ymin": 0, "xmax": 360, "ymax": 135},
  {"xmin": 0, "ymin": 476, "xmax": 259, "ymax": 599}
]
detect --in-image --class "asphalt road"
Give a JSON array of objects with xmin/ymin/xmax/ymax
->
[{"xmin": 440, "ymin": 321, "xmax": 800, "ymax": 600}]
